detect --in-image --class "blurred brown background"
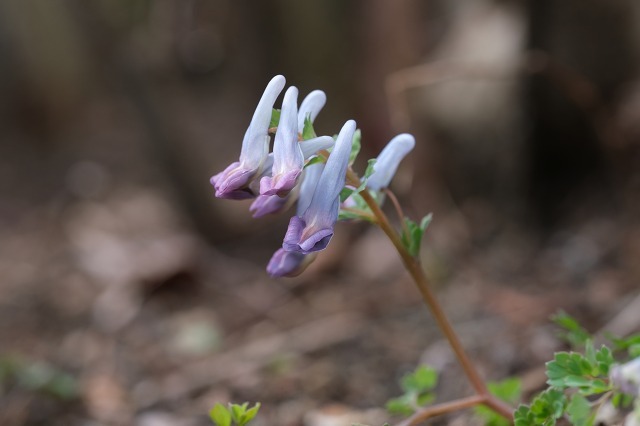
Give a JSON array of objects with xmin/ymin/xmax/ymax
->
[{"xmin": 1, "ymin": 1, "xmax": 639, "ymax": 425}]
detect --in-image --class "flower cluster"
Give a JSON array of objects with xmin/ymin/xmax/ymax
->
[{"xmin": 211, "ymin": 75, "xmax": 414, "ymax": 277}]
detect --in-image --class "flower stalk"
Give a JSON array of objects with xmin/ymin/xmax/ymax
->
[{"xmin": 347, "ymin": 168, "xmax": 514, "ymax": 424}]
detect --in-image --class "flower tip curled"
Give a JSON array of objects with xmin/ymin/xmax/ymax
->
[
  {"xmin": 259, "ymin": 169, "xmax": 302, "ymax": 197},
  {"xmin": 366, "ymin": 133, "xmax": 415, "ymax": 191},
  {"xmin": 298, "ymin": 90, "xmax": 327, "ymax": 129},
  {"xmin": 267, "ymin": 248, "xmax": 316, "ymax": 277},
  {"xmin": 282, "ymin": 120, "xmax": 355, "ymax": 254},
  {"xmin": 210, "ymin": 163, "xmax": 255, "ymax": 199},
  {"xmin": 260, "ymin": 85, "xmax": 303, "ymax": 197},
  {"xmin": 211, "ymin": 75, "xmax": 287, "ymax": 199}
]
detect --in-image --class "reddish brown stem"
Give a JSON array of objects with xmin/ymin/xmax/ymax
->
[
  {"xmin": 347, "ymin": 169, "xmax": 514, "ymax": 423},
  {"xmin": 396, "ymin": 395, "xmax": 486, "ymax": 426}
]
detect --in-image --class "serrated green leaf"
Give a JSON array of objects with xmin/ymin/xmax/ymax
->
[
  {"xmin": 595, "ymin": 346, "xmax": 614, "ymax": 375},
  {"xmin": 546, "ymin": 352, "xmax": 593, "ymax": 389},
  {"xmin": 566, "ymin": 394, "xmax": 592, "ymax": 426},
  {"xmin": 302, "ymin": 115, "xmax": 317, "ymax": 140},
  {"xmin": 514, "ymin": 405, "xmax": 535, "ymax": 426},
  {"xmin": 349, "ymin": 130, "xmax": 361, "ymax": 165},
  {"xmin": 269, "ymin": 109, "xmax": 281, "ymax": 128},
  {"xmin": 529, "ymin": 389, "xmax": 566, "ymax": 423},
  {"xmin": 210, "ymin": 403, "xmax": 232, "ymax": 426},
  {"xmin": 561, "ymin": 375, "xmax": 591, "ymax": 388}
]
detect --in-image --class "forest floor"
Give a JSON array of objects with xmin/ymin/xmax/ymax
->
[{"xmin": 1, "ymin": 180, "xmax": 639, "ymax": 426}]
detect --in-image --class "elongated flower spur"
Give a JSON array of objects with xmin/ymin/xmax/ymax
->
[
  {"xmin": 259, "ymin": 86, "xmax": 303, "ymax": 197},
  {"xmin": 283, "ymin": 120, "xmax": 355, "ymax": 254},
  {"xmin": 367, "ymin": 133, "xmax": 415, "ymax": 191},
  {"xmin": 211, "ymin": 75, "xmax": 285, "ymax": 199},
  {"xmin": 210, "ymin": 75, "xmax": 416, "ymax": 277}
]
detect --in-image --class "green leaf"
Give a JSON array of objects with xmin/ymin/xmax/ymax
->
[
  {"xmin": 340, "ymin": 187, "xmax": 354, "ymax": 203},
  {"xmin": 475, "ymin": 378, "xmax": 521, "ymax": 426},
  {"xmin": 608, "ymin": 333, "xmax": 640, "ymax": 358},
  {"xmin": 514, "ymin": 405, "xmax": 535, "ymax": 426},
  {"xmin": 545, "ymin": 352, "xmax": 592, "ymax": 389},
  {"xmin": 238, "ymin": 403, "xmax": 261, "ymax": 426},
  {"xmin": 340, "ymin": 159, "xmax": 377, "ymax": 203},
  {"xmin": 385, "ymin": 395, "xmax": 415, "ymax": 416},
  {"xmin": 401, "ymin": 366, "xmax": 438, "ymax": 393},
  {"xmin": 269, "ymin": 109, "xmax": 281, "ymax": 128},
  {"xmin": 349, "ymin": 130, "xmax": 361, "ymax": 165},
  {"xmin": 566, "ymin": 394, "xmax": 592, "ymax": 426},
  {"xmin": 401, "ymin": 213, "xmax": 433, "ymax": 257},
  {"xmin": 415, "ymin": 392, "xmax": 435, "ymax": 406},
  {"xmin": 209, "ymin": 403, "xmax": 231, "ymax": 426},
  {"xmin": 612, "ymin": 392, "xmax": 635, "ymax": 408},
  {"xmin": 302, "ymin": 115, "xmax": 317, "ymax": 140},
  {"xmin": 362, "ymin": 158, "xmax": 377, "ymax": 180},
  {"xmin": 630, "ymin": 343, "xmax": 640, "ymax": 358},
  {"xmin": 230, "ymin": 403, "xmax": 248, "ymax": 423},
  {"xmin": 338, "ymin": 192, "xmax": 375, "ymax": 222},
  {"xmin": 529, "ymin": 389, "xmax": 566, "ymax": 423},
  {"xmin": 594, "ymin": 345, "xmax": 614, "ymax": 376},
  {"xmin": 488, "ymin": 378, "xmax": 522, "ymax": 404},
  {"xmin": 552, "ymin": 311, "xmax": 591, "ymax": 349}
]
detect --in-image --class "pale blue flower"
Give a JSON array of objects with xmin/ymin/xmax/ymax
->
[
  {"xmin": 366, "ymin": 133, "xmax": 415, "ymax": 191},
  {"xmin": 211, "ymin": 75, "xmax": 285, "ymax": 199},
  {"xmin": 259, "ymin": 86, "xmax": 303, "ymax": 197},
  {"xmin": 249, "ymin": 140, "xmax": 332, "ymax": 217},
  {"xmin": 297, "ymin": 90, "xmax": 326, "ymax": 130},
  {"xmin": 266, "ymin": 162, "xmax": 324, "ymax": 274},
  {"xmin": 282, "ymin": 120, "xmax": 355, "ymax": 253}
]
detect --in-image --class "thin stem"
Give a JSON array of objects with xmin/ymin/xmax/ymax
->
[
  {"xmin": 396, "ymin": 395, "xmax": 486, "ymax": 426},
  {"xmin": 348, "ymin": 168, "xmax": 514, "ymax": 422},
  {"xmin": 384, "ymin": 188, "xmax": 409, "ymax": 236}
]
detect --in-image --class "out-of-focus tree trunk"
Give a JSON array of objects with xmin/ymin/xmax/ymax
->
[{"xmin": 525, "ymin": 0, "xmax": 640, "ymax": 227}]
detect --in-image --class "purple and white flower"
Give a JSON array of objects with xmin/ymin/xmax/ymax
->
[
  {"xmin": 282, "ymin": 120, "xmax": 356, "ymax": 254},
  {"xmin": 210, "ymin": 75, "xmax": 286, "ymax": 199},
  {"xmin": 259, "ymin": 86, "xmax": 303, "ymax": 197}
]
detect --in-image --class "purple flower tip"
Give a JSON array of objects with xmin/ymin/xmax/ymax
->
[
  {"xmin": 250, "ymin": 194, "xmax": 289, "ymax": 218},
  {"xmin": 259, "ymin": 169, "xmax": 302, "ymax": 197},
  {"xmin": 282, "ymin": 216, "xmax": 334, "ymax": 254},
  {"xmin": 266, "ymin": 248, "xmax": 312, "ymax": 277},
  {"xmin": 210, "ymin": 163, "xmax": 256, "ymax": 199}
]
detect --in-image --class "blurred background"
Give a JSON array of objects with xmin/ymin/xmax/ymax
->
[{"xmin": 1, "ymin": 0, "xmax": 640, "ymax": 425}]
